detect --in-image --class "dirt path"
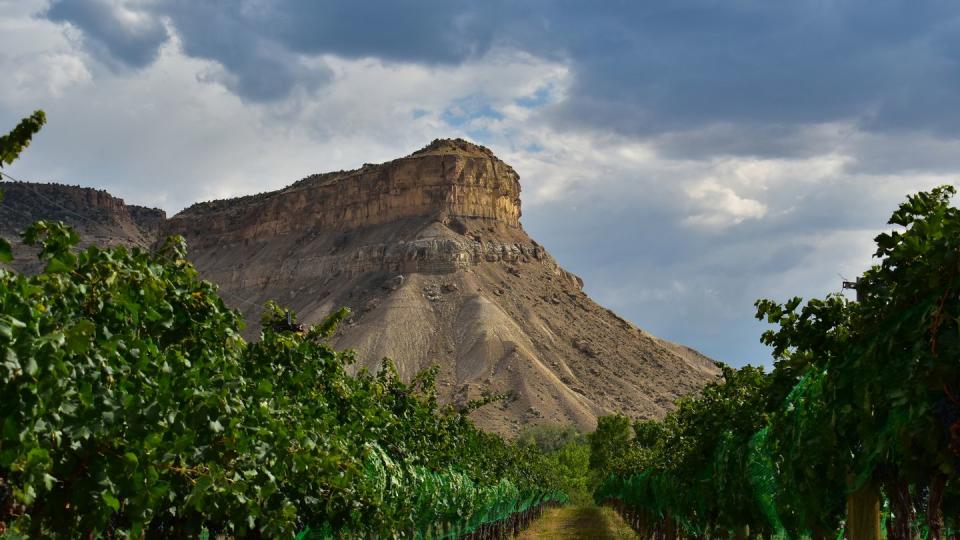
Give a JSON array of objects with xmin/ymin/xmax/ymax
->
[{"xmin": 514, "ymin": 505, "xmax": 641, "ymax": 539}]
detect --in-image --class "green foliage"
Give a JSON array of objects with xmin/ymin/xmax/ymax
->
[
  {"xmin": 518, "ymin": 424, "xmax": 582, "ymax": 453},
  {"xmin": 755, "ymin": 295, "xmax": 855, "ymax": 534},
  {"xmin": 518, "ymin": 425, "xmax": 592, "ymax": 505},
  {"xmin": 0, "ymin": 110, "xmax": 47, "ymax": 264},
  {"xmin": 756, "ymin": 184, "xmax": 960, "ymax": 536},
  {"xmin": 0, "ymin": 222, "xmax": 565, "ymax": 537},
  {"xmin": 596, "ymin": 185, "xmax": 960, "ymax": 539},
  {"xmin": 588, "ymin": 415, "xmax": 632, "ymax": 476},
  {"xmin": 0, "ymin": 110, "xmax": 45, "ymax": 169},
  {"xmin": 544, "ymin": 441, "xmax": 592, "ymax": 507},
  {"xmin": 595, "ymin": 365, "xmax": 773, "ymax": 537}
]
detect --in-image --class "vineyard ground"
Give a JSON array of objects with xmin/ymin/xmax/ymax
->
[{"xmin": 513, "ymin": 505, "xmax": 640, "ymax": 539}]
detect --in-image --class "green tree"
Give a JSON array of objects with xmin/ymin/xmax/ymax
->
[
  {"xmin": 518, "ymin": 424, "xmax": 582, "ymax": 453},
  {"xmin": 519, "ymin": 425, "xmax": 593, "ymax": 505},
  {"xmin": 547, "ymin": 440, "xmax": 592, "ymax": 506},
  {"xmin": 589, "ymin": 414, "xmax": 632, "ymax": 476}
]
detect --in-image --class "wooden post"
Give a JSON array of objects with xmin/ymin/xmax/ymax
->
[
  {"xmin": 665, "ymin": 515, "xmax": 677, "ymax": 540},
  {"xmin": 846, "ymin": 479, "xmax": 882, "ymax": 540},
  {"xmin": 884, "ymin": 477, "xmax": 913, "ymax": 540},
  {"xmin": 842, "ymin": 278, "xmax": 881, "ymax": 540},
  {"xmin": 928, "ymin": 474, "xmax": 948, "ymax": 540}
]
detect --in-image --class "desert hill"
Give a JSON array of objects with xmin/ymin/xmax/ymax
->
[
  {"xmin": 0, "ymin": 181, "xmax": 164, "ymax": 273},
  {"xmin": 0, "ymin": 139, "xmax": 718, "ymax": 435}
]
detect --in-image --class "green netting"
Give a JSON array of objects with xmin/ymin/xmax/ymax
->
[
  {"xmin": 596, "ymin": 365, "xmax": 960, "ymax": 540},
  {"xmin": 592, "ymin": 249, "xmax": 960, "ymax": 540},
  {"xmin": 747, "ymin": 427, "xmax": 786, "ymax": 536},
  {"xmin": 295, "ymin": 443, "xmax": 567, "ymax": 539}
]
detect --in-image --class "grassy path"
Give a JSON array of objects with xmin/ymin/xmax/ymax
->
[{"xmin": 514, "ymin": 505, "xmax": 641, "ymax": 539}]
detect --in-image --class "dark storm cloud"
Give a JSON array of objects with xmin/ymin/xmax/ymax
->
[
  {"xmin": 43, "ymin": 0, "xmax": 960, "ymax": 149},
  {"xmin": 540, "ymin": 1, "xmax": 960, "ymax": 137},
  {"xmin": 44, "ymin": 0, "xmax": 500, "ymax": 101},
  {"xmin": 46, "ymin": 0, "xmax": 168, "ymax": 69}
]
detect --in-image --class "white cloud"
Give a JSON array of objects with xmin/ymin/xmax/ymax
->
[
  {"xmin": 683, "ymin": 179, "xmax": 767, "ymax": 228},
  {"xmin": 1, "ymin": 4, "xmax": 958, "ymax": 367},
  {"xmin": 0, "ymin": 7, "xmax": 91, "ymax": 101},
  {"xmin": 0, "ymin": 14, "xmax": 572, "ymax": 212},
  {"xmin": 0, "ymin": 0, "xmax": 49, "ymax": 19},
  {"xmin": 4, "ymin": 52, "xmax": 92, "ymax": 99}
]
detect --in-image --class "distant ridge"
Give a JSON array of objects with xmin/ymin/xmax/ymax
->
[{"xmin": 0, "ymin": 181, "xmax": 164, "ymax": 273}]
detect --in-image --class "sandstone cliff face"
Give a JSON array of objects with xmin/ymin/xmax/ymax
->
[
  {"xmin": 162, "ymin": 139, "xmax": 719, "ymax": 435},
  {"xmin": 165, "ymin": 139, "xmax": 522, "ymax": 249},
  {"xmin": 0, "ymin": 139, "xmax": 719, "ymax": 436}
]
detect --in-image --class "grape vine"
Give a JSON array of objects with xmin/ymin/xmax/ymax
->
[
  {"xmin": 594, "ymin": 185, "xmax": 960, "ymax": 540},
  {"xmin": 0, "ymin": 223, "xmax": 565, "ymax": 537}
]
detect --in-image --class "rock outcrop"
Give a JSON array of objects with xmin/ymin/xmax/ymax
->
[
  {"xmin": 1, "ymin": 139, "xmax": 719, "ymax": 436},
  {"xmin": 165, "ymin": 139, "xmax": 522, "ymax": 245},
  {"xmin": 0, "ymin": 181, "xmax": 164, "ymax": 273}
]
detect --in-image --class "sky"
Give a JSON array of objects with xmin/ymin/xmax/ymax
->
[{"xmin": 1, "ymin": 0, "xmax": 958, "ymax": 367}]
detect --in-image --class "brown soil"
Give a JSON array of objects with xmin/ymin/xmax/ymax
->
[{"xmin": 515, "ymin": 506, "xmax": 640, "ymax": 539}]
